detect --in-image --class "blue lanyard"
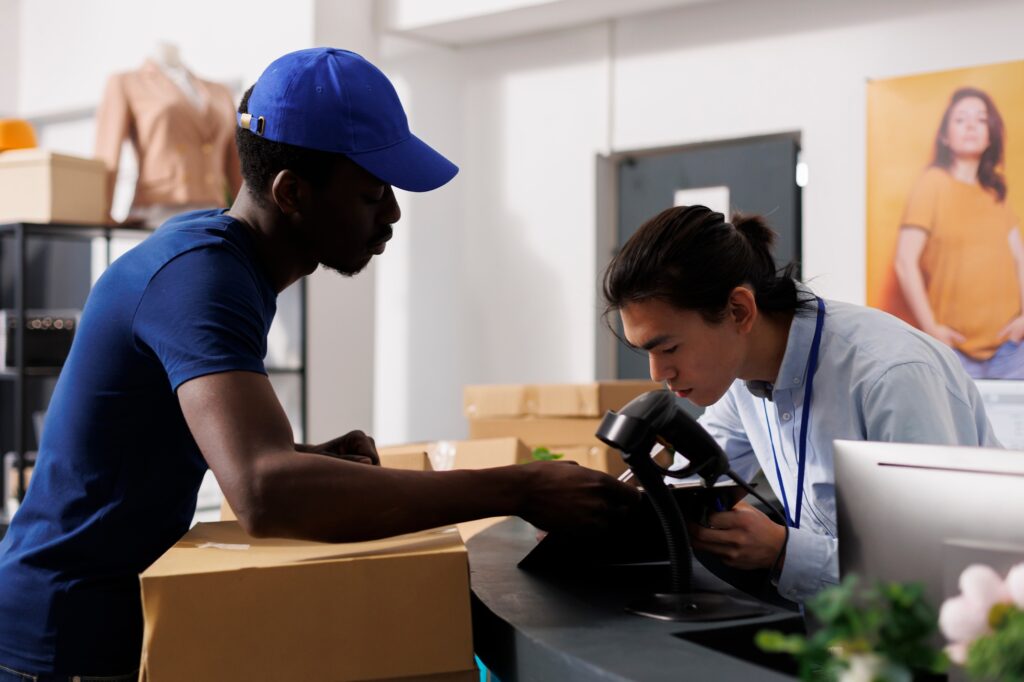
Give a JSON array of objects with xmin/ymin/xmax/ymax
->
[{"xmin": 763, "ymin": 297, "xmax": 826, "ymax": 529}]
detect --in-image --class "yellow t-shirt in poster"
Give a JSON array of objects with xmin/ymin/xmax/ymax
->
[{"xmin": 902, "ymin": 167, "xmax": 1020, "ymax": 360}]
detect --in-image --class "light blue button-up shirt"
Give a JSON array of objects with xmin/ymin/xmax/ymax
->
[{"xmin": 697, "ymin": 294, "xmax": 999, "ymax": 603}]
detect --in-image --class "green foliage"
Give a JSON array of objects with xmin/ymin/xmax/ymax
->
[
  {"xmin": 530, "ymin": 447, "xmax": 564, "ymax": 462},
  {"xmin": 756, "ymin": 576, "xmax": 947, "ymax": 681},
  {"xmin": 966, "ymin": 607, "xmax": 1024, "ymax": 682}
]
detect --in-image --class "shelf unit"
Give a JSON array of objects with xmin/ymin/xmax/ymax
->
[{"xmin": 0, "ymin": 221, "xmax": 307, "ymax": 536}]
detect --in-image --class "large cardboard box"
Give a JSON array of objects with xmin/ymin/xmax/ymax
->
[
  {"xmin": 140, "ymin": 521, "xmax": 476, "ymax": 682},
  {"xmin": 463, "ymin": 380, "xmax": 661, "ymax": 419},
  {"xmin": 0, "ymin": 149, "xmax": 107, "ymax": 224}
]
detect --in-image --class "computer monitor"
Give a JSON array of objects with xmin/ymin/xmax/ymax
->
[
  {"xmin": 835, "ymin": 440, "xmax": 1024, "ymax": 612},
  {"xmin": 974, "ymin": 379, "xmax": 1024, "ymax": 450}
]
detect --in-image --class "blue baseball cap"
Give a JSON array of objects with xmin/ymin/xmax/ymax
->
[{"xmin": 238, "ymin": 48, "xmax": 458, "ymax": 192}]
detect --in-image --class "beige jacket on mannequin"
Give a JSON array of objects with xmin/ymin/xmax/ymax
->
[{"xmin": 94, "ymin": 59, "xmax": 242, "ymax": 224}]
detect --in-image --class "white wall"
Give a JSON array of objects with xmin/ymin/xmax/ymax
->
[
  {"xmin": 16, "ymin": 0, "xmax": 314, "ymax": 117},
  {"xmin": 0, "ymin": 0, "xmax": 18, "ymax": 117},
  {"xmin": 381, "ymin": 0, "xmax": 1024, "ymax": 444},
  {"xmin": 377, "ymin": 23, "xmax": 612, "ymax": 443},
  {"xmin": 305, "ymin": 0, "xmax": 379, "ymax": 443},
  {"xmin": 373, "ymin": 37, "xmax": 466, "ymax": 444}
]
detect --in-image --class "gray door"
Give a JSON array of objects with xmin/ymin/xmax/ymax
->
[{"xmin": 614, "ymin": 133, "xmax": 802, "ymax": 388}]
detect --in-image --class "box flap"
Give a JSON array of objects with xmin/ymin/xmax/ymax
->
[
  {"xmin": 464, "ymin": 381, "xmax": 662, "ymax": 418},
  {"xmin": 378, "ymin": 446, "xmax": 432, "ymax": 471},
  {"xmin": 449, "ymin": 437, "xmax": 531, "ymax": 469},
  {"xmin": 142, "ymin": 521, "xmax": 465, "ymax": 578},
  {"xmin": 462, "ymin": 383, "xmax": 535, "ymax": 418}
]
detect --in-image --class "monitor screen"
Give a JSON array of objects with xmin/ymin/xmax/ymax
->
[
  {"xmin": 975, "ymin": 379, "xmax": 1024, "ymax": 450},
  {"xmin": 835, "ymin": 440, "xmax": 1024, "ymax": 612}
]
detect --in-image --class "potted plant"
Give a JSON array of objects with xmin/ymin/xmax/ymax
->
[{"xmin": 756, "ymin": 576, "xmax": 947, "ymax": 681}]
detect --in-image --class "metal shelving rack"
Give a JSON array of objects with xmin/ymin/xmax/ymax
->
[{"xmin": 0, "ymin": 221, "xmax": 307, "ymax": 537}]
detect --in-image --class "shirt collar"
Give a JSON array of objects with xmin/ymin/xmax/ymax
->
[{"xmin": 745, "ymin": 285, "xmax": 820, "ymax": 401}]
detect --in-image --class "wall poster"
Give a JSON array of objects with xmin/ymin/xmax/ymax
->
[{"xmin": 867, "ymin": 59, "xmax": 1024, "ymax": 380}]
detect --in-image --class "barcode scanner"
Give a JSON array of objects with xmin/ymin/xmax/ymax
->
[{"xmin": 596, "ymin": 390, "xmax": 786, "ymax": 621}]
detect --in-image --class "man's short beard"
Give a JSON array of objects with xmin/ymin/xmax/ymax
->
[{"xmin": 320, "ymin": 258, "xmax": 369, "ymax": 277}]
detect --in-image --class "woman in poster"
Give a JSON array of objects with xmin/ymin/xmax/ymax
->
[{"xmin": 894, "ymin": 87, "xmax": 1024, "ymax": 379}]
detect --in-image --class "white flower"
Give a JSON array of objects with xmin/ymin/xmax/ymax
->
[
  {"xmin": 944, "ymin": 641, "xmax": 969, "ymax": 666},
  {"xmin": 959, "ymin": 564, "xmax": 1011, "ymax": 608},
  {"xmin": 940, "ymin": 562, "xmax": 1023, "ymax": 668},
  {"xmin": 1006, "ymin": 563, "xmax": 1024, "ymax": 609},
  {"xmin": 838, "ymin": 653, "xmax": 911, "ymax": 682},
  {"xmin": 939, "ymin": 594, "xmax": 989, "ymax": 643}
]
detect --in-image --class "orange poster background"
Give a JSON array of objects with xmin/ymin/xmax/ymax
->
[{"xmin": 866, "ymin": 59, "xmax": 1024, "ymax": 321}]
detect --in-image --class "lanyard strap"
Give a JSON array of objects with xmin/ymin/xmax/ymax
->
[{"xmin": 766, "ymin": 296, "xmax": 826, "ymax": 529}]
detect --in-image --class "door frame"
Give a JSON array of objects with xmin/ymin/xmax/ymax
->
[{"xmin": 593, "ymin": 131, "xmax": 803, "ymax": 380}]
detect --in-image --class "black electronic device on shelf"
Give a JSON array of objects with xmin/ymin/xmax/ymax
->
[
  {"xmin": 1, "ymin": 309, "xmax": 78, "ymax": 369},
  {"xmin": 593, "ymin": 390, "xmax": 784, "ymax": 622}
]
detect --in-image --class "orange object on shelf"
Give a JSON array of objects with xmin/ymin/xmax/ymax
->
[{"xmin": 0, "ymin": 120, "xmax": 38, "ymax": 152}]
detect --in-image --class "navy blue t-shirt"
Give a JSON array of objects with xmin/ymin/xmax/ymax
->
[{"xmin": 0, "ymin": 210, "xmax": 277, "ymax": 675}]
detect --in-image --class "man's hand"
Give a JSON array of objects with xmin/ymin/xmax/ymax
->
[
  {"xmin": 688, "ymin": 501, "xmax": 786, "ymax": 570},
  {"xmin": 296, "ymin": 430, "xmax": 380, "ymax": 466},
  {"xmin": 517, "ymin": 461, "xmax": 641, "ymax": 535}
]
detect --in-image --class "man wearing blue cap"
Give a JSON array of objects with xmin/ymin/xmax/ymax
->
[{"xmin": 0, "ymin": 48, "xmax": 639, "ymax": 680}]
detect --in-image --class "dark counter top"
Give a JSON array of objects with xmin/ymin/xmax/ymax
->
[{"xmin": 467, "ymin": 518, "xmax": 802, "ymax": 681}]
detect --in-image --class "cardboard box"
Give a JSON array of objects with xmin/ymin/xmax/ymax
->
[
  {"xmin": 0, "ymin": 149, "xmax": 107, "ymax": 224},
  {"xmin": 555, "ymin": 444, "xmax": 626, "ymax": 478},
  {"xmin": 468, "ymin": 417, "xmax": 604, "ymax": 449},
  {"xmin": 140, "ymin": 521, "xmax": 476, "ymax": 682},
  {"xmin": 463, "ymin": 380, "xmax": 661, "ymax": 419},
  {"xmin": 377, "ymin": 438, "xmax": 533, "ymax": 542},
  {"xmin": 379, "ymin": 438, "xmax": 531, "ymax": 472},
  {"xmin": 553, "ymin": 444, "xmax": 672, "ymax": 478},
  {"xmin": 377, "ymin": 446, "xmax": 432, "ymax": 471}
]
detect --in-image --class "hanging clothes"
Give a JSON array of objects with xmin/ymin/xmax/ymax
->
[{"xmin": 94, "ymin": 59, "xmax": 242, "ymax": 225}]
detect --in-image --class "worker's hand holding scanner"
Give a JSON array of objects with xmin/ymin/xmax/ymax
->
[{"xmin": 689, "ymin": 501, "xmax": 787, "ymax": 571}]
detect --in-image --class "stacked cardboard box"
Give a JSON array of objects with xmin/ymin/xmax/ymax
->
[
  {"xmin": 463, "ymin": 381, "xmax": 662, "ymax": 477},
  {"xmin": 0, "ymin": 149, "xmax": 107, "ymax": 224},
  {"xmin": 140, "ymin": 521, "xmax": 476, "ymax": 681}
]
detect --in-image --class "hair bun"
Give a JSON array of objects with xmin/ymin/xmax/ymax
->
[{"xmin": 731, "ymin": 213, "xmax": 777, "ymax": 250}]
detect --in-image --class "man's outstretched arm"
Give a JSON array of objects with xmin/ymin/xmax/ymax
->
[{"xmin": 178, "ymin": 370, "xmax": 639, "ymax": 543}]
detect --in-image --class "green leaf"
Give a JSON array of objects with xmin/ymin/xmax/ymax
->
[
  {"xmin": 755, "ymin": 630, "xmax": 806, "ymax": 654},
  {"xmin": 531, "ymin": 447, "xmax": 564, "ymax": 461}
]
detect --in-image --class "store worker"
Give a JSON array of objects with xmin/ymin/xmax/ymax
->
[
  {"xmin": 0, "ymin": 48, "xmax": 639, "ymax": 680},
  {"xmin": 602, "ymin": 205, "xmax": 998, "ymax": 604}
]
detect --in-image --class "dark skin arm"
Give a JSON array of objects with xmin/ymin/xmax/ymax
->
[{"xmin": 178, "ymin": 371, "xmax": 640, "ymax": 543}]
